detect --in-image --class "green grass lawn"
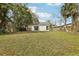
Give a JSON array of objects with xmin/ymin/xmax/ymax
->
[{"xmin": 0, "ymin": 31, "xmax": 79, "ymax": 56}]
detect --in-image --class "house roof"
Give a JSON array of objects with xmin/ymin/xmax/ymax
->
[
  {"xmin": 39, "ymin": 22, "xmax": 49, "ymax": 26},
  {"xmin": 33, "ymin": 22, "xmax": 49, "ymax": 26},
  {"xmin": 53, "ymin": 23, "xmax": 72, "ymax": 28}
]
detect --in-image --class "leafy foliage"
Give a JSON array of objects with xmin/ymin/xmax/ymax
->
[
  {"xmin": 0, "ymin": 3, "xmax": 39, "ymax": 33},
  {"xmin": 61, "ymin": 3, "xmax": 79, "ymax": 32}
]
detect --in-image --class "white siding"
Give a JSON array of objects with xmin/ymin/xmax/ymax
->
[
  {"xmin": 39, "ymin": 26, "xmax": 49, "ymax": 31},
  {"xmin": 31, "ymin": 26, "xmax": 35, "ymax": 31},
  {"xmin": 31, "ymin": 25, "xmax": 49, "ymax": 31}
]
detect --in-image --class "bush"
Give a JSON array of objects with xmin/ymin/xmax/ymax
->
[{"xmin": 0, "ymin": 28, "xmax": 6, "ymax": 34}]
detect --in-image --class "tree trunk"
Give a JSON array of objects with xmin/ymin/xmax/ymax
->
[
  {"xmin": 0, "ymin": 20, "xmax": 6, "ymax": 32},
  {"xmin": 64, "ymin": 19, "xmax": 68, "ymax": 32},
  {"xmin": 72, "ymin": 13, "xmax": 78, "ymax": 32}
]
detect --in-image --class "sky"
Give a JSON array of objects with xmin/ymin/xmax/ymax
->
[{"xmin": 27, "ymin": 3, "xmax": 72, "ymax": 26}]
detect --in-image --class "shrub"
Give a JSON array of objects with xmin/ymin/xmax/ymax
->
[{"xmin": 0, "ymin": 28, "xmax": 6, "ymax": 34}]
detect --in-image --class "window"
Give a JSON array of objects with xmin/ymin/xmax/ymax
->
[
  {"xmin": 46, "ymin": 26, "xmax": 48, "ymax": 30},
  {"xmin": 34, "ymin": 26, "xmax": 38, "ymax": 30}
]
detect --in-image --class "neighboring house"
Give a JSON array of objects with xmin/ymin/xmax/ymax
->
[
  {"xmin": 53, "ymin": 23, "xmax": 72, "ymax": 32},
  {"xmin": 30, "ymin": 22, "xmax": 49, "ymax": 31}
]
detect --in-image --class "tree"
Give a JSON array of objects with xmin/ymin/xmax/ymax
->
[
  {"xmin": 31, "ymin": 13, "xmax": 39, "ymax": 24},
  {"xmin": 0, "ymin": 3, "xmax": 39, "ymax": 33},
  {"xmin": 0, "ymin": 3, "xmax": 13, "ymax": 32},
  {"xmin": 61, "ymin": 4, "xmax": 71, "ymax": 32},
  {"xmin": 12, "ymin": 4, "xmax": 32, "ymax": 31},
  {"xmin": 69, "ymin": 4, "xmax": 78, "ymax": 32},
  {"xmin": 12, "ymin": 4, "xmax": 39, "ymax": 31},
  {"xmin": 47, "ymin": 20, "xmax": 53, "ymax": 31},
  {"xmin": 61, "ymin": 3, "xmax": 78, "ymax": 32}
]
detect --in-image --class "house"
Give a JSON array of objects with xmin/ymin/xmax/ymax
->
[
  {"xmin": 53, "ymin": 23, "xmax": 72, "ymax": 32},
  {"xmin": 29, "ymin": 22, "xmax": 49, "ymax": 31}
]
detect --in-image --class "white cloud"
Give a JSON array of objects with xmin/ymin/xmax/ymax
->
[
  {"xmin": 36, "ymin": 12, "xmax": 52, "ymax": 18},
  {"xmin": 28, "ymin": 6, "xmax": 52, "ymax": 22},
  {"xmin": 39, "ymin": 19, "xmax": 46, "ymax": 22},
  {"xmin": 47, "ymin": 3, "xmax": 62, "ymax": 6},
  {"xmin": 28, "ymin": 6, "xmax": 37, "ymax": 13},
  {"xmin": 35, "ymin": 12, "xmax": 52, "ymax": 22}
]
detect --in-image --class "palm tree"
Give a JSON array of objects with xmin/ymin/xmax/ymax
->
[
  {"xmin": 69, "ymin": 4, "xmax": 78, "ymax": 32},
  {"xmin": 61, "ymin": 3, "xmax": 78, "ymax": 32},
  {"xmin": 61, "ymin": 4, "xmax": 70, "ymax": 32}
]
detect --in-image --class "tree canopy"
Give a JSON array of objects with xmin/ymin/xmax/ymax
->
[
  {"xmin": 61, "ymin": 3, "xmax": 79, "ymax": 32},
  {"xmin": 0, "ymin": 3, "xmax": 39, "ymax": 33}
]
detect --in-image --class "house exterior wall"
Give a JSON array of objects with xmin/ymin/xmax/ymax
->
[
  {"xmin": 31, "ymin": 26, "xmax": 35, "ymax": 31},
  {"xmin": 31, "ymin": 25, "xmax": 49, "ymax": 31},
  {"xmin": 39, "ymin": 26, "xmax": 49, "ymax": 31}
]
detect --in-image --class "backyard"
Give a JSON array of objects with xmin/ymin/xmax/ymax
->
[{"xmin": 0, "ymin": 32, "xmax": 79, "ymax": 56}]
